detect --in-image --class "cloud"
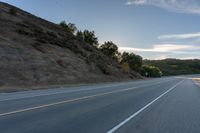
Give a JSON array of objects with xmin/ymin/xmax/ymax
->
[
  {"xmin": 159, "ymin": 32, "xmax": 200, "ymax": 40},
  {"xmin": 119, "ymin": 44, "xmax": 197, "ymax": 52},
  {"xmin": 126, "ymin": 0, "xmax": 146, "ymax": 5},
  {"xmin": 119, "ymin": 44, "xmax": 200, "ymax": 59},
  {"xmin": 126, "ymin": 0, "xmax": 200, "ymax": 14}
]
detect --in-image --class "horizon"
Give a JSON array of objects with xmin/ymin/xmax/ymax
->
[{"xmin": 2, "ymin": 0, "xmax": 200, "ymax": 60}]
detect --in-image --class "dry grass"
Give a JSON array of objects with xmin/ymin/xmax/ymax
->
[
  {"xmin": 193, "ymin": 78, "xmax": 200, "ymax": 83},
  {"xmin": 0, "ymin": 2, "xmax": 142, "ymax": 92}
]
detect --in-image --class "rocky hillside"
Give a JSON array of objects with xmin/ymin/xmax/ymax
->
[{"xmin": 0, "ymin": 2, "xmax": 141, "ymax": 92}]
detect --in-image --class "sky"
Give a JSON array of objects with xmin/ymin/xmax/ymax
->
[{"xmin": 1, "ymin": 0, "xmax": 200, "ymax": 59}]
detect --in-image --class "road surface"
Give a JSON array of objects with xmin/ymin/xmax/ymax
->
[{"xmin": 0, "ymin": 76, "xmax": 200, "ymax": 133}]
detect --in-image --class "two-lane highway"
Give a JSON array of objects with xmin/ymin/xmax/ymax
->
[{"xmin": 0, "ymin": 76, "xmax": 199, "ymax": 133}]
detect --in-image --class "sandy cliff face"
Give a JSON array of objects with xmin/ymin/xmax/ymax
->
[{"xmin": 0, "ymin": 2, "xmax": 140, "ymax": 91}]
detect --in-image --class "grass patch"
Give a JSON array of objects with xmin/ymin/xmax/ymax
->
[{"xmin": 193, "ymin": 78, "xmax": 200, "ymax": 83}]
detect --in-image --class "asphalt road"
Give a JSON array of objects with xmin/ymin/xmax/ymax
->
[{"xmin": 0, "ymin": 76, "xmax": 200, "ymax": 133}]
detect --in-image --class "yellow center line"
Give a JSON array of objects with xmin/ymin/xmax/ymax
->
[{"xmin": 0, "ymin": 79, "xmax": 172, "ymax": 117}]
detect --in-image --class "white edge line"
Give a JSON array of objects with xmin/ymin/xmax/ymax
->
[
  {"xmin": 106, "ymin": 80, "xmax": 184, "ymax": 133},
  {"xmin": 0, "ymin": 80, "xmax": 172, "ymax": 117}
]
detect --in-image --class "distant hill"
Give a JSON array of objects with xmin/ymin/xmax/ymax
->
[
  {"xmin": 0, "ymin": 2, "xmax": 141, "ymax": 92},
  {"xmin": 144, "ymin": 59, "xmax": 200, "ymax": 76}
]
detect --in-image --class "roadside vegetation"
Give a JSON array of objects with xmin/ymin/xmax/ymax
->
[
  {"xmin": 144, "ymin": 59, "xmax": 200, "ymax": 76},
  {"xmin": 193, "ymin": 78, "xmax": 200, "ymax": 85},
  {"xmin": 59, "ymin": 20, "xmax": 163, "ymax": 78},
  {"xmin": 59, "ymin": 21, "xmax": 77, "ymax": 34},
  {"xmin": 9, "ymin": 8, "xmax": 17, "ymax": 15},
  {"xmin": 141, "ymin": 65, "xmax": 162, "ymax": 77},
  {"xmin": 76, "ymin": 30, "xmax": 98, "ymax": 47},
  {"xmin": 194, "ymin": 78, "xmax": 200, "ymax": 81}
]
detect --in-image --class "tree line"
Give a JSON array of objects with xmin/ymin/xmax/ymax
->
[
  {"xmin": 59, "ymin": 21, "xmax": 162, "ymax": 77},
  {"xmin": 144, "ymin": 59, "xmax": 200, "ymax": 76}
]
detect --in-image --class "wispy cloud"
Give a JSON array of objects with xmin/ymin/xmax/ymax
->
[
  {"xmin": 126, "ymin": 0, "xmax": 146, "ymax": 5},
  {"xmin": 119, "ymin": 44, "xmax": 200, "ymax": 59},
  {"xmin": 159, "ymin": 32, "xmax": 200, "ymax": 40},
  {"xmin": 119, "ymin": 44, "xmax": 197, "ymax": 52},
  {"xmin": 126, "ymin": 0, "xmax": 200, "ymax": 14}
]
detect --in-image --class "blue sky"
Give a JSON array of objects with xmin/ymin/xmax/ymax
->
[{"xmin": 1, "ymin": 0, "xmax": 200, "ymax": 59}]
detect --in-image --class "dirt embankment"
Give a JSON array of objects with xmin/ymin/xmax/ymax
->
[{"xmin": 0, "ymin": 2, "xmax": 142, "ymax": 92}]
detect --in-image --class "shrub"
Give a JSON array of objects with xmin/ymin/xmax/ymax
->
[
  {"xmin": 59, "ymin": 21, "xmax": 77, "ymax": 34},
  {"xmin": 100, "ymin": 41, "xmax": 119, "ymax": 58},
  {"xmin": 83, "ymin": 30, "xmax": 98, "ymax": 47},
  {"xmin": 99, "ymin": 65, "xmax": 110, "ymax": 75},
  {"xmin": 9, "ymin": 8, "xmax": 17, "ymax": 15},
  {"xmin": 76, "ymin": 30, "xmax": 84, "ymax": 40},
  {"xmin": 76, "ymin": 30, "xmax": 98, "ymax": 47},
  {"xmin": 141, "ymin": 65, "xmax": 162, "ymax": 77},
  {"xmin": 121, "ymin": 62, "xmax": 130, "ymax": 73},
  {"xmin": 121, "ymin": 52, "xmax": 143, "ymax": 71}
]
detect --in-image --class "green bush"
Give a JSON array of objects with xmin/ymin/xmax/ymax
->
[
  {"xmin": 144, "ymin": 59, "xmax": 200, "ymax": 76},
  {"xmin": 76, "ymin": 30, "xmax": 98, "ymax": 47},
  {"xmin": 59, "ymin": 21, "xmax": 77, "ymax": 34},
  {"xmin": 121, "ymin": 52, "xmax": 143, "ymax": 71},
  {"xmin": 141, "ymin": 65, "xmax": 162, "ymax": 77},
  {"xmin": 76, "ymin": 30, "xmax": 84, "ymax": 40},
  {"xmin": 9, "ymin": 8, "xmax": 17, "ymax": 15},
  {"xmin": 100, "ymin": 41, "xmax": 119, "ymax": 58},
  {"xmin": 121, "ymin": 62, "xmax": 130, "ymax": 73}
]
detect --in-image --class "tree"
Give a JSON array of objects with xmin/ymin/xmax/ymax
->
[
  {"xmin": 141, "ymin": 65, "xmax": 162, "ymax": 77},
  {"xmin": 67, "ymin": 23, "xmax": 77, "ymax": 34},
  {"xmin": 144, "ymin": 59, "xmax": 200, "ymax": 76},
  {"xmin": 100, "ymin": 41, "xmax": 118, "ymax": 57},
  {"xmin": 121, "ymin": 52, "xmax": 143, "ymax": 71},
  {"xmin": 76, "ymin": 30, "xmax": 98, "ymax": 47},
  {"xmin": 59, "ymin": 21, "xmax": 77, "ymax": 34},
  {"xmin": 83, "ymin": 30, "xmax": 98, "ymax": 47},
  {"xmin": 76, "ymin": 30, "xmax": 84, "ymax": 40}
]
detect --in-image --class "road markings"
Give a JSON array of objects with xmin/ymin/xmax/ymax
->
[
  {"xmin": 0, "ymin": 87, "xmax": 138, "ymax": 117},
  {"xmin": 0, "ymin": 84, "xmax": 126, "ymax": 102},
  {"xmin": 106, "ymin": 80, "xmax": 184, "ymax": 133},
  {"xmin": 0, "ymin": 80, "xmax": 172, "ymax": 117},
  {"xmin": 0, "ymin": 87, "xmax": 112, "ymax": 102},
  {"xmin": 0, "ymin": 79, "xmax": 168, "ymax": 102},
  {"xmin": 0, "ymin": 79, "xmax": 170, "ymax": 102}
]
